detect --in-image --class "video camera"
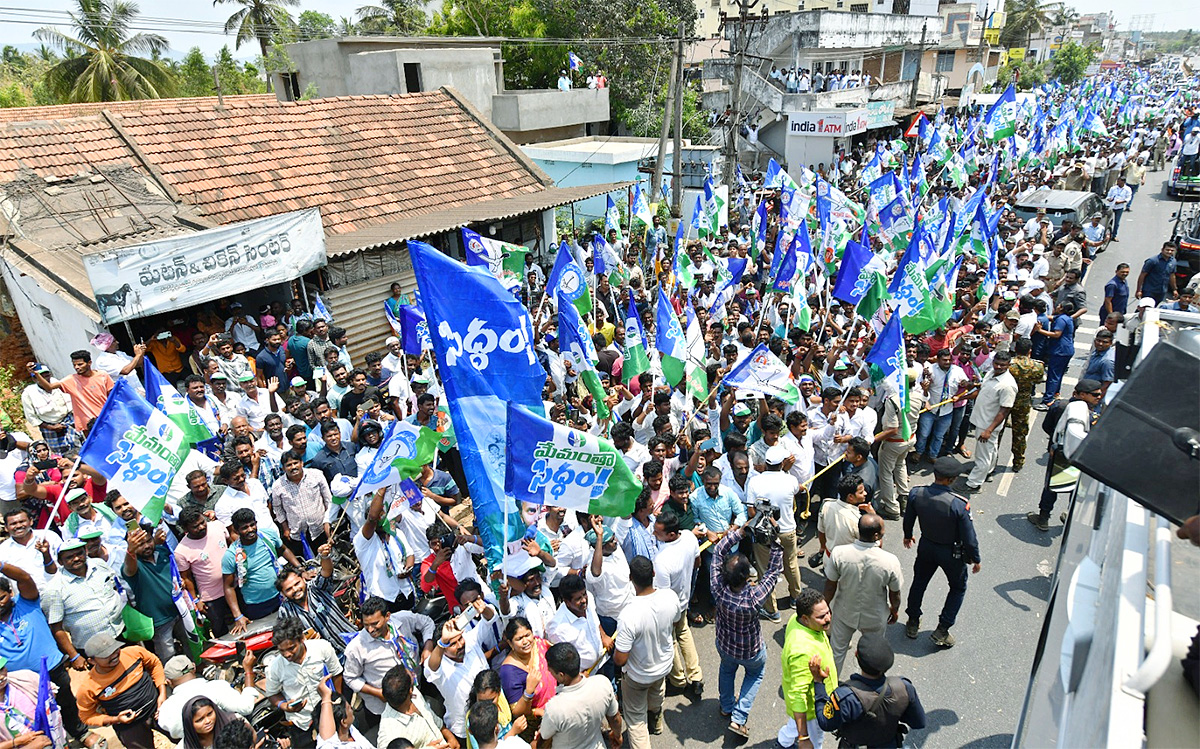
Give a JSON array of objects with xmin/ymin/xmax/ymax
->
[{"xmin": 746, "ymin": 501, "xmax": 780, "ymax": 545}]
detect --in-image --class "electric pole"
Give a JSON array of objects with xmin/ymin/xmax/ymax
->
[
  {"xmin": 909, "ymin": 20, "xmax": 929, "ymax": 109},
  {"xmin": 653, "ymin": 27, "xmax": 682, "ymax": 205},
  {"xmin": 672, "ymin": 20, "xmax": 685, "ymax": 219},
  {"xmin": 719, "ymin": 3, "xmax": 769, "ymax": 190}
]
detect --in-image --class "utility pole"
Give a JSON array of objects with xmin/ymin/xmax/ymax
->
[
  {"xmin": 719, "ymin": 3, "xmax": 769, "ymax": 191},
  {"xmin": 653, "ymin": 28, "xmax": 682, "ymax": 204},
  {"xmin": 909, "ymin": 20, "xmax": 929, "ymax": 109},
  {"xmin": 671, "ymin": 20, "xmax": 685, "ymax": 219}
]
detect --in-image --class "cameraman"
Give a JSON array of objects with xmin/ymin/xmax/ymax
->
[
  {"xmin": 710, "ymin": 525, "xmax": 782, "ymax": 737},
  {"xmin": 746, "ymin": 445, "xmax": 802, "ymax": 622}
]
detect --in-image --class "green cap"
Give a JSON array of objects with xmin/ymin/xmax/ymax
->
[
  {"xmin": 58, "ymin": 539, "xmax": 86, "ymax": 555},
  {"xmin": 78, "ymin": 529, "xmax": 103, "ymax": 541}
]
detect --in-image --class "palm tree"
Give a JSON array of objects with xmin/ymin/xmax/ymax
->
[
  {"xmin": 356, "ymin": 0, "xmax": 428, "ymax": 35},
  {"xmin": 1001, "ymin": 0, "xmax": 1061, "ymax": 50},
  {"xmin": 34, "ymin": 0, "xmax": 174, "ymax": 103},
  {"xmin": 214, "ymin": 0, "xmax": 300, "ymax": 59}
]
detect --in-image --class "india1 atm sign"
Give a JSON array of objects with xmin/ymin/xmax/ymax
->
[{"xmin": 788, "ymin": 109, "xmax": 869, "ymax": 138}]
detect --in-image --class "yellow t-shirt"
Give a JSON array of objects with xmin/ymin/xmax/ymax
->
[{"xmin": 781, "ymin": 615, "xmax": 837, "ymax": 718}]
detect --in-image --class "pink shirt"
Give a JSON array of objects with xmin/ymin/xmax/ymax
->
[{"xmin": 174, "ymin": 522, "xmax": 229, "ymax": 602}]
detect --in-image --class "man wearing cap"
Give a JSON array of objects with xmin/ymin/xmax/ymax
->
[
  {"xmin": 42, "ymin": 538, "xmax": 124, "ymax": 672},
  {"xmin": 380, "ymin": 336, "xmax": 406, "ymax": 382},
  {"xmin": 158, "ymin": 651, "xmax": 260, "ymax": 741},
  {"xmin": 57, "ymin": 481, "xmax": 120, "ymax": 545},
  {"xmin": 224, "ymin": 301, "xmax": 262, "ymax": 352},
  {"xmin": 747, "ymin": 445, "xmax": 802, "ymax": 620},
  {"xmin": 810, "ymin": 633, "xmax": 926, "ymax": 747},
  {"xmin": 77, "ymin": 632, "xmax": 166, "ymax": 749},
  {"xmin": 0, "ymin": 559, "xmax": 93, "ymax": 746},
  {"xmin": 902, "ymin": 457, "xmax": 980, "ymax": 648},
  {"xmin": 20, "ymin": 364, "xmax": 79, "ymax": 453},
  {"xmin": 1028, "ymin": 379, "xmax": 1103, "ymax": 532}
]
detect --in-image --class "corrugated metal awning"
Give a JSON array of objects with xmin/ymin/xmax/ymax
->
[{"xmin": 324, "ymin": 182, "xmax": 633, "ymax": 257}]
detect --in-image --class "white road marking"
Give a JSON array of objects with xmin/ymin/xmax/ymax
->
[
  {"xmin": 1076, "ymin": 327, "xmax": 1098, "ymax": 335},
  {"xmin": 997, "ymin": 470, "xmax": 1015, "ymax": 497}
]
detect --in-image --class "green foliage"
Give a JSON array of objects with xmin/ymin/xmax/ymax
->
[
  {"xmin": 1050, "ymin": 41, "xmax": 1097, "ymax": 85},
  {"xmin": 1144, "ymin": 30, "xmax": 1197, "ymax": 54},
  {"xmin": 997, "ymin": 57, "xmax": 1047, "ymax": 92},
  {"xmin": 298, "ymin": 10, "xmax": 338, "ymax": 39},
  {"xmin": 177, "ymin": 47, "xmax": 214, "ymax": 97},
  {"xmin": 215, "ymin": 0, "xmax": 299, "ymax": 57},
  {"xmin": 1000, "ymin": 0, "xmax": 1055, "ymax": 48},
  {"xmin": 0, "ymin": 53, "xmax": 57, "ymax": 107},
  {"xmin": 0, "ymin": 368, "xmax": 27, "ymax": 433},
  {"xmin": 432, "ymin": 0, "xmax": 694, "ymax": 134},
  {"xmin": 35, "ymin": 0, "xmax": 176, "ymax": 103},
  {"xmin": 357, "ymin": 0, "xmax": 429, "ymax": 35}
]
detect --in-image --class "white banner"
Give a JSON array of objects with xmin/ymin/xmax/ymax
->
[{"xmin": 82, "ymin": 208, "xmax": 327, "ymax": 324}]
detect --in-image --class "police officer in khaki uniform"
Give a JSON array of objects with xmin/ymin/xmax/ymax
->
[{"xmin": 901, "ymin": 457, "xmax": 981, "ymax": 648}]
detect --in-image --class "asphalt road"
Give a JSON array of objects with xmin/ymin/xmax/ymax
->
[{"xmin": 651, "ymin": 168, "xmax": 1199, "ymax": 749}]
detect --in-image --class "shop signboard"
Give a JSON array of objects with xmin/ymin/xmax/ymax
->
[{"xmin": 83, "ymin": 208, "xmax": 327, "ymax": 325}]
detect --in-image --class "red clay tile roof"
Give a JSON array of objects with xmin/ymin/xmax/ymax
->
[
  {"xmin": 0, "ymin": 95, "xmax": 275, "ymax": 125},
  {"xmin": 0, "ymin": 116, "xmax": 140, "ymax": 182},
  {"xmin": 110, "ymin": 91, "xmax": 548, "ymax": 235}
]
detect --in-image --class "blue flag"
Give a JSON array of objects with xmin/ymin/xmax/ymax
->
[
  {"xmin": 865, "ymin": 313, "xmax": 909, "ymax": 438},
  {"xmin": 312, "ymin": 293, "xmax": 333, "ymax": 322},
  {"xmin": 771, "ymin": 232, "xmax": 798, "ymax": 295},
  {"xmin": 397, "ymin": 303, "xmax": 431, "ymax": 356},
  {"xmin": 79, "ymin": 379, "xmax": 190, "ymax": 524},
  {"xmin": 35, "ymin": 656, "xmax": 63, "ymax": 744},
  {"xmin": 408, "ymin": 240, "xmax": 545, "ymax": 571},
  {"xmin": 461, "ymin": 226, "xmax": 492, "ymax": 268},
  {"xmin": 384, "ymin": 299, "xmax": 403, "ymax": 336},
  {"xmin": 504, "ymin": 403, "xmax": 642, "ymax": 517},
  {"xmin": 568, "ymin": 51, "xmax": 582, "ymax": 70}
]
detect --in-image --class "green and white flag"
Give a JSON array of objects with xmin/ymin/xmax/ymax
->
[
  {"xmin": 683, "ymin": 299, "xmax": 708, "ymax": 402},
  {"xmin": 983, "ymin": 83, "xmax": 1018, "ymax": 141},
  {"xmin": 505, "ymin": 404, "xmax": 643, "ymax": 517},
  {"xmin": 622, "ymin": 295, "xmax": 650, "ymax": 384},
  {"xmin": 558, "ymin": 291, "xmax": 610, "ymax": 420},
  {"xmin": 945, "ymin": 152, "xmax": 968, "ymax": 188},
  {"xmin": 632, "ymin": 182, "xmax": 654, "ymax": 228},
  {"xmin": 605, "ymin": 196, "xmax": 624, "ymax": 242},
  {"xmin": 701, "ymin": 177, "xmax": 724, "ymax": 238},
  {"xmin": 349, "ymin": 420, "xmax": 441, "ymax": 502}
]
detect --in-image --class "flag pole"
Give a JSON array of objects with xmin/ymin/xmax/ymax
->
[{"xmin": 43, "ymin": 455, "xmax": 82, "ymax": 530}]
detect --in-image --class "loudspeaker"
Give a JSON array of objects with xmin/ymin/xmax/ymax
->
[{"xmin": 1072, "ymin": 335, "xmax": 1200, "ymax": 525}]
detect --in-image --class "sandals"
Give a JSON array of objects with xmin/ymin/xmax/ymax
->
[{"xmin": 729, "ymin": 722, "xmax": 751, "ymax": 738}]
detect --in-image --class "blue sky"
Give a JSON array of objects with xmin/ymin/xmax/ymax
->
[{"xmin": 7, "ymin": 0, "xmax": 1194, "ymax": 61}]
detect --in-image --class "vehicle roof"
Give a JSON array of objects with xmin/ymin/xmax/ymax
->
[{"xmin": 1015, "ymin": 190, "xmax": 1097, "ymax": 210}]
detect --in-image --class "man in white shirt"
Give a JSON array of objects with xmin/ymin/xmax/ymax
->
[
  {"xmin": 614, "ymin": 555, "xmax": 683, "ymax": 749},
  {"xmin": 545, "ymin": 575, "xmax": 611, "ymax": 674},
  {"xmin": 964, "ymin": 353, "xmax": 1018, "ymax": 491},
  {"xmin": 652, "ymin": 512, "xmax": 702, "ymax": 696},
  {"xmin": 90, "ymin": 332, "xmax": 145, "ymax": 395},
  {"xmin": 213, "ymin": 460, "xmax": 278, "ymax": 535},
  {"xmin": 913, "ymin": 348, "xmax": 968, "ymax": 463},
  {"xmin": 1104, "ymin": 176, "xmax": 1133, "ymax": 241},
  {"xmin": 262, "ymin": 617, "xmax": 343, "ymax": 748},
  {"xmin": 425, "ymin": 611, "xmax": 491, "ymax": 743},
  {"xmin": 0, "ymin": 506, "xmax": 62, "ymax": 588},
  {"xmin": 745, "ymin": 445, "xmax": 803, "ymax": 619}
]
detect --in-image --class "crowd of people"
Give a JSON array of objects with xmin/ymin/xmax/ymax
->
[{"xmin": 0, "ymin": 60, "xmax": 1195, "ymax": 749}]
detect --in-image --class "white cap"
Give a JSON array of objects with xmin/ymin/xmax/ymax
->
[
  {"xmin": 765, "ymin": 445, "xmax": 789, "ymax": 466},
  {"xmin": 385, "ymin": 336, "xmax": 400, "ymax": 346}
]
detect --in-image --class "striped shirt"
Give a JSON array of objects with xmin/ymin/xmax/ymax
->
[
  {"xmin": 278, "ymin": 572, "xmax": 357, "ymax": 659},
  {"xmin": 710, "ymin": 531, "xmax": 781, "ymax": 660},
  {"xmin": 40, "ymin": 559, "xmax": 125, "ymax": 649},
  {"xmin": 269, "ymin": 468, "xmax": 332, "ymax": 540}
]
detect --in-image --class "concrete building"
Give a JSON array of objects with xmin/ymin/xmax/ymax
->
[
  {"xmin": 278, "ymin": 36, "xmax": 610, "ymax": 144},
  {"xmin": 695, "ymin": 0, "xmax": 940, "ymax": 40},
  {"xmin": 928, "ymin": 2, "xmax": 1004, "ymax": 94},
  {"xmin": 704, "ymin": 10, "xmax": 941, "ymax": 172}
]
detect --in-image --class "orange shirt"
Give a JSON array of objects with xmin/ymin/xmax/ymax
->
[
  {"xmin": 77, "ymin": 646, "xmax": 165, "ymax": 724},
  {"xmin": 57, "ymin": 371, "xmax": 114, "ymax": 426},
  {"xmin": 146, "ymin": 338, "xmax": 187, "ymax": 373}
]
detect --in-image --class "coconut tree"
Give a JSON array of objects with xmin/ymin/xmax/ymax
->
[
  {"xmin": 34, "ymin": 0, "xmax": 174, "ymax": 102},
  {"xmin": 214, "ymin": 0, "xmax": 299, "ymax": 59},
  {"xmin": 356, "ymin": 0, "xmax": 428, "ymax": 35},
  {"xmin": 1001, "ymin": 0, "xmax": 1062, "ymax": 50}
]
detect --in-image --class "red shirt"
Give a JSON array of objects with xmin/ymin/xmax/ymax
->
[{"xmin": 419, "ymin": 552, "xmax": 461, "ymax": 610}]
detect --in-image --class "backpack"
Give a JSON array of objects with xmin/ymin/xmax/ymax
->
[{"xmin": 1040, "ymin": 398, "xmax": 1067, "ymax": 438}]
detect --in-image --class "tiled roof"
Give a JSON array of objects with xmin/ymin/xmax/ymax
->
[
  {"xmin": 0, "ymin": 116, "xmax": 140, "ymax": 182},
  {"xmin": 110, "ymin": 92, "xmax": 550, "ymax": 235},
  {"xmin": 0, "ymin": 95, "xmax": 275, "ymax": 124}
]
